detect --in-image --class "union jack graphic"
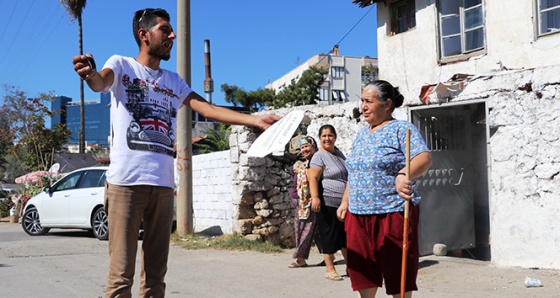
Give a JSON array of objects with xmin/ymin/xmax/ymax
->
[{"xmin": 140, "ymin": 118, "xmax": 169, "ymax": 134}]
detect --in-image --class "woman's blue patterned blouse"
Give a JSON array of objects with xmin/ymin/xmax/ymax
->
[{"xmin": 345, "ymin": 120, "xmax": 429, "ymax": 215}]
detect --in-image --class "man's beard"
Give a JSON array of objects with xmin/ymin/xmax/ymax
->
[{"xmin": 148, "ymin": 43, "xmax": 171, "ymax": 61}]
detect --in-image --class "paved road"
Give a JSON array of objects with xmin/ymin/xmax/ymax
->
[{"xmin": 1, "ymin": 221, "xmax": 559, "ymax": 297}]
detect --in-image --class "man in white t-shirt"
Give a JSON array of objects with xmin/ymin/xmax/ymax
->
[{"xmin": 72, "ymin": 8, "xmax": 279, "ymax": 297}]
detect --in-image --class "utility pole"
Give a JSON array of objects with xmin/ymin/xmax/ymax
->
[{"xmin": 176, "ymin": 0, "xmax": 194, "ymax": 236}]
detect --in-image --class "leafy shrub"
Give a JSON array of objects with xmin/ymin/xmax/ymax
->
[
  {"xmin": 0, "ymin": 189, "xmax": 14, "ymax": 218},
  {"xmin": 0, "ymin": 199, "xmax": 13, "ymax": 218}
]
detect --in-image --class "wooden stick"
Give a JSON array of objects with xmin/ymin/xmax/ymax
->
[{"xmin": 400, "ymin": 129, "xmax": 411, "ymax": 298}]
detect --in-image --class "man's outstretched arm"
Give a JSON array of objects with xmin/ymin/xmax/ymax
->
[{"xmin": 186, "ymin": 91, "xmax": 281, "ymax": 130}]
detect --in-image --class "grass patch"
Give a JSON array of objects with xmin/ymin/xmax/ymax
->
[{"xmin": 171, "ymin": 233, "xmax": 284, "ymax": 254}]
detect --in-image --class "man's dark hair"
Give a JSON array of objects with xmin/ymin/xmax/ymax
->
[{"xmin": 132, "ymin": 8, "xmax": 171, "ymax": 47}]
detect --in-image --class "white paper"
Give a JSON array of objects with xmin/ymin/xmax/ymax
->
[{"xmin": 246, "ymin": 110, "xmax": 305, "ymax": 158}]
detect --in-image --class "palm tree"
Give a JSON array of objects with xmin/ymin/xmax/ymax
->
[
  {"xmin": 193, "ymin": 124, "xmax": 232, "ymax": 155},
  {"xmin": 60, "ymin": 0, "xmax": 87, "ymax": 153}
]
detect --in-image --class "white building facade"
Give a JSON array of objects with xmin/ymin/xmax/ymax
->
[
  {"xmin": 353, "ymin": 0, "xmax": 560, "ymax": 269},
  {"xmin": 368, "ymin": 0, "xmax": 560, "ymax": 98}
]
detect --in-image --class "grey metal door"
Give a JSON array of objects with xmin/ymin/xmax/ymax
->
[{"xmin": 412, "ymin": 109, "xmax": 476, "ymax": 256}]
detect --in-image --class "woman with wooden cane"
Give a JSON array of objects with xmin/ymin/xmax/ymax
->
[{"xmin": 337, "ymin": 80, "xmax": 431, "ymax": 297}]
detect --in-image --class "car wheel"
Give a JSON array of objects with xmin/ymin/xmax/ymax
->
[
  {"xmin": 92, "ymin": 207, "xmax": 108, "ymax": 240},
  {"xmin": 22, "ymin": 207, "xmax": 50, "ymax": 236}
]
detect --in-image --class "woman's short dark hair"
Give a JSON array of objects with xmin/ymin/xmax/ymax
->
[{"xmin": 133, "ymin": 8, "xmax": 171, "ymax": 47}]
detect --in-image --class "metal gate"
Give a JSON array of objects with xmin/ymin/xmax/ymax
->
[{"xmin": 411, "ymin": 103, "xmax": 488, "ymax": 257}]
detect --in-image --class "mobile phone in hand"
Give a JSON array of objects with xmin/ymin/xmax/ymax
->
[{"xmin": 86, "ymin": 56, "xmax": 96, "ymax": 70}]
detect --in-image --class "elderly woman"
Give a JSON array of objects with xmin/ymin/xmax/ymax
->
[
  {"xmin": 337, "ymin": 80, "xmax": 432, "ymax": 297},
  {"xmin": 308, "ymin": 124, "xmax": 348, "ymax": 281},
  {"xmin": 288, "ymin": 136, "xmax": 322, "ymax": 268}
]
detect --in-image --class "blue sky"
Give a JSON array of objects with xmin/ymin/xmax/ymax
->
[{"xmin": 0, "ymin": 0, "xmax": 377, "ymax": 107}]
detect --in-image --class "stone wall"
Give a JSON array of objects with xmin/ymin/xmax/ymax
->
[
  {"xmin": 227, "ymin": 103, "xmax": 364, "ymax": 247},
  {"xmin": 469, "ymin": 66, "xmax": 560, "ymax": 269}
]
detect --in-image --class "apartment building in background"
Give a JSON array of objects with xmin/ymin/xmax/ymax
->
[{"xmin": 266, "ymin": 54, "xmax": 378, "ymax": 104}]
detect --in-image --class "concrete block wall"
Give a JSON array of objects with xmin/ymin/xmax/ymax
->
[{"xmin": 192, "ymin": 150, "xmax": 234, "ymax": 235}]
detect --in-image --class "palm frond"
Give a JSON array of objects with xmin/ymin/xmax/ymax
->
[
  {"xmin": 60, "ymin": 0, "xmax": 87, "ymax": 19},
  {"xmin": 352, "ymin": 0, "xmax": 379, "ymax": 8}
]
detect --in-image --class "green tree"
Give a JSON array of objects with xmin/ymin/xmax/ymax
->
[
  {"xmin": 220, "ymin": 84, "xmax": 272, "ymax": 111},
  {"xmin": 361, "ymin": 65, "xmax": 377, "ymax": 86},
  {"xmin": 0, "ymin": 86, "xmax": 71, "ymax": 175},
  {"xmin": 271, "ymin": 66, "xmax": 327, "ymax": 109},
  {"xmin": 193, "ymin": 123, "xmax": 232, "ymax": 154},
  {"xmin": 222, "ymin": 66, "xmax": 327, "ymax": 110},
  {"xmin": 221, "ymin": 84, "xmax": 242, "ymax": 107},
  {"xmin": 244, "ymin": 88, "xmax": 275, "ymax": 111},
  {"xmin": 60, "ymin": 0, "xmax": 88, "ymax": 154}
]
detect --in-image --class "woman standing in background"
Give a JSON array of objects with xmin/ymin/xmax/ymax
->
[
  {"xmin": 308, "ymin": 125, "xmax": 348, "ymax": 281},
  {"xmin": 288, "ymin": 136, "xmax": 322, "ymax": 268}
]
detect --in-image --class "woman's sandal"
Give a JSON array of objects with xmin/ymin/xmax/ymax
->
[
  {"xmin": 288, "ymin": 261, "xmax": 308, "ymax": 268},
  {"xmin": 324, "ymin": 271, "xmax": 343, "ymax": 281}
]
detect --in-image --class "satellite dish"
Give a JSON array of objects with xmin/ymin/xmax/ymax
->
[{"xmin": 49, "ymin": 163, "xmax": 60, "ymax": 173}]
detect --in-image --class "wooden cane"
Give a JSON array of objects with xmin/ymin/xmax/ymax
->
[{"xmin": 400, "ymin": 129, "xmax": 411, "ymax": 298}]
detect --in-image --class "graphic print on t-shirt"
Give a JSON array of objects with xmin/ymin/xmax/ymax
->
[{"xmin": 121, "ymin": 74, "xmax": 178, "ymax": 157}]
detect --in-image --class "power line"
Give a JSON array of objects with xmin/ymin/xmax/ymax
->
[
  {"xmin": 9, "ymin": 4, "xmax": 66, "ymax": 84},
  {"xmin": 0, "ymin": 1, "xmax": 33, "ymax": 71},
  {"xmin": 0, "ymin": 1, "xmax": 18, "ymax": 44},
  {"xmin": 333, "ymin": 5, "xmax": 375, "ymax": 50},
  {"xmin": 317, "ymin": 4, "xmax": 375, "ymax": 65},
  {"xmin": 0, "ymin": 2, "xmax": 66, "ymax": 91}
]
